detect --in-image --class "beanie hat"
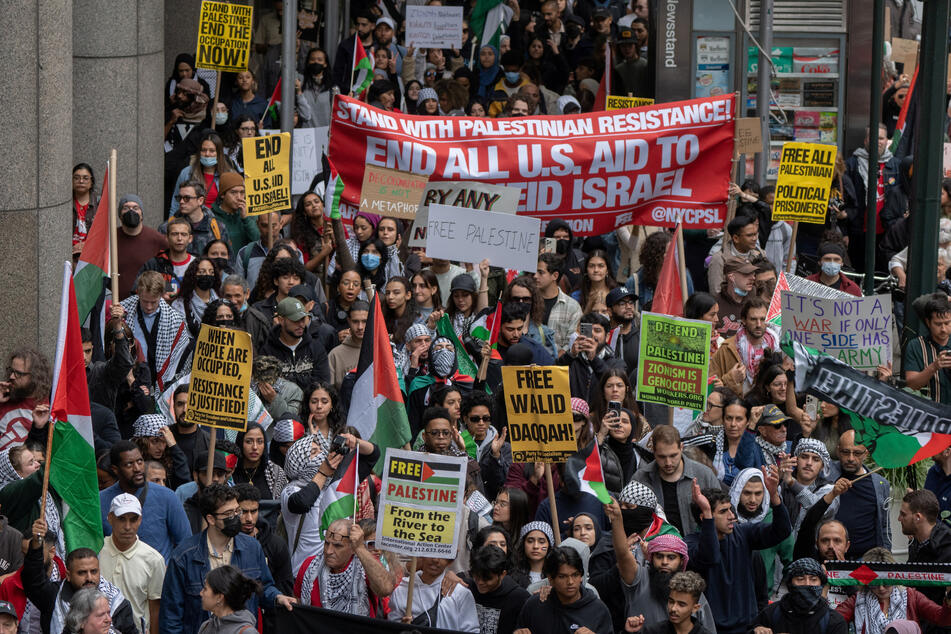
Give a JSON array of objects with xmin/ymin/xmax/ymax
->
[
  {"xmin": 519, "ymin": 520, "xmax": 555, "ymax": 545},
  {"xmin": 118, "ymin": 194, "xmax": 143, "ymax": 211},
  {"xmin": 784, "ymin": 557, "xmax": 827, "ymax": 585},
  {"xmin": 647, "ymin": 534, "xmax": 689, "ymax": 570},
  {"xmin": 570, "ymin": 398, "xmax": 589, "ymax": 418},
  {"xmin": 817, "ymin": 241, "xmax": 846, "ymax": 259},
  {"xmin": 418, "ymin": 87, "xmax": 438, "ymax": 103},
  {"xmin": 219, "ymin": 172, "xmax": 244, "ymax": 196}
]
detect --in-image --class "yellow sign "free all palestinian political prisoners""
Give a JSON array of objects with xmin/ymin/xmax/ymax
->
[
  {"xmin": 195, "ymin": 1, "xmax": 253, "ymax": 73},
  {"xmin": 185, "ymin": 325, "xmax": 252, "ymax": 431},
  {"xmin": 772, "ymin": 142, "xmax": 837, "ymax": 224},
  {"xmin": 243, "ymin": 133, "xmax": 291, "ymax": 215}
]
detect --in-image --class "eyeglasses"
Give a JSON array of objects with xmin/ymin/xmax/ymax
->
[
  {"xmin": 239, "ymin": 126, "xmax": 257, "ymax": 133},
  {"xmin": 215, "ymin": 509, "xmax": 241, "ymax": 519},
  {"xmin": 706, "ymin": 400, "xmax": 723, "ymax": 409},
  {"xmin": 839, "ymin": 449, "xmax": 867, "ymax": 457},
  {"xmin": 468, "ymin": 415, "xmax": 491, "ymax": 423},
  {"xmin": 72, "ymin": 175, "xmax": 91, "ymax": 182},
  {"xmin": 763, "ymin": 421, "xmax": 787, "ymax": 429},
  {"xmin": 176, "ymin": 195, "xmax": 199, "ymax": 202},
  {"xmin": 6, "ymin": 367, "xmax": 30, "ymax": 379},
  {"xmin": 427, "ymin": 429, "xmax": 452, "ymax": 437},
  {"xmin": 341, "ymin": 280, "xmax": 361, "ymax": 289}
]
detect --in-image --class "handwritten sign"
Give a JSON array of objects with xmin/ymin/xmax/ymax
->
[
  {"xmin": 735, "ymin": 117, "xmax": 764, "ymax": 154},
  {"xmin": 636, "ymin": 313, "xmax": 712, "ymax": 410},
  {"xmin": 359, "ymin": 165, "xmax": 430, "ymax": 219},
  {"xmin": 195, "ymin": 1, "xmax": 253, "ymax": 72},
  {"xmin": 261, "ymin": 127, "xmax": 328, "ymax": 195},
  {"xmin": 405, "ymin": 5, "xmax": 463, "ymax": 50},
  {"xmin": 426, "ymin": 203, "xmax": 540, "ymax": 272},
  {"xmin": 891, "ymin": 38, "xmax": 919, "ymax": 74},
  {"xmin": 376, "ymin": 448, "xmax": 466, "ymax": 558},
  {"xmin": 772, "ymin": 141, "xmax": 837, "ymax": 224},
  {"xmin": 242, "ymin": 133, "xmax": 291, "ymax": 214},
  {"xmin": 606, "ymin": 95, "xmax": 656, "ymax": 110},
  {"xmin": 185, "ymin": 325, "xmax": 252, "ymax": 430},
  {"xmin": 781, "ymin": 291, "xmax": 892, "ymax": 371},
  {"xmin": 501, "ymin": 366, "xmax": 576, "ymax": 463},
  {"xmin": 409, "ymin": 181, "xmax": 521, "ymax": 247}
]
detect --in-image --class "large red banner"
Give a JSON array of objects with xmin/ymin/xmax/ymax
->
[{"xmin": 327, "ymin": 94, "xmax": 735, "ymax": 235}]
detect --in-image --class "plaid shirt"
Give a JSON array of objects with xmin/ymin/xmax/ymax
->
[{"xmin": 546, "ymin": 290, "xmax": 582, "ymax": 351}]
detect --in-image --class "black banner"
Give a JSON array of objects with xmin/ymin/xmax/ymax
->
[
  {"xmin": 275, "ymin": 604, "xmax": 471, "ymax": 634},
  {"xmin": 794, "ymin": 346, "xmax": 951, "ymax": 434}
]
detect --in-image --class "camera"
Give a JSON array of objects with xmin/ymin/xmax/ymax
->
[{"xmin": 329, "ymin": 435, "xmax": 349, "ymax": 455}]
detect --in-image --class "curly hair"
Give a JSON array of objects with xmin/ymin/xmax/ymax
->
[
  {"xmin": 201, "ymin": 298, "xmax": 240, "ymax": 328},
  {"xmin": 640, "ymin": 231, "xmax": 672, "ymax": 288},
  {"xmin": 290, "ymin": 191, "xmax": 326, "ymax": 256},
  {"xmin": 249, "ymin": 241, "xmax": 301, "ymax": 303},
  {"xmin": 178, "ymin": 257, "xmax": 221, "ymax": 331},
  {"xmin": 501, "ymin": 275, "xmax": 544, "ymax": 325},
  {"xmin": 300, "ymin": 382, "xmax": 344, "ymax": 435}
]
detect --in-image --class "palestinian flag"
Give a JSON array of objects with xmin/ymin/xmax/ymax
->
[
  {"xmin": 326, "ymin": 160, "xmax": 345, "ymax": 220},
  {"xmin": 50, "ymin": 262, "xmax": 104, "ymax": 552},
  {"xmin": 652, "ymin": 223, "xmax": 683, "ymax": 316},
  {"xmin": 346, "ymin": 295, "xmax": 413, "ymax": 471},
  {"xmin": 262, "ymin": 78, "xmax": 281, "ymax": 127},
  {"xmin": 783, "ymin": 336, "xmax": 951, "ymax": 468},
  {"xmin": 471, "ymin": 303, "xmax": 502, "ymax": 361},
  {"xmin": 74, "ymin": 164, "xmax": 111, "ymax": 326},
  {"xmin": 569, "ymin": 440, "xmax": 612, "ymax": 504},
  {"xmin": 469, "ymin": 0, "xmax": 514, "ymax": 50},
  {"xmin": 766, "ymin": 271, "xmax": 789, "ymax": 326},
  {"xmin": 889, "ymin": 65, "xmax": 918, "ymax": 160},
  {"xmin": 351, "ymin": 36, "xmax": 373, "ymax": 99},
  {"xmin": 826, "ymin": 560, "xmax": 951, "ymax": 587},
  {"xmin": 217, "ymin": 449, "xmax": 238, "ymax": 470},
  {"xmin": 644, "ymin": 514, "xmax": 682, "ymax": 541},
  {"xmin": 318, "ymin": 449, "xmax": 358, "ymax": 538},
  {"xmin": 436, "ymin": 314, "xmax": 479, "ymax": 378}
]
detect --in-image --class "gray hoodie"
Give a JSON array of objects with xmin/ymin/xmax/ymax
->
[{"xmin": 197, "ymin": 609, "xmax": 257, "ymax": 634}]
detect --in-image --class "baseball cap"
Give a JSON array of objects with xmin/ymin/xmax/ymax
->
[
  {"xmin": 618, "ymin": 27, "xmax": 636, "ymax": 43},
  {"xmin": 757, "ymin": 403, "xmax": 794, "ymax": 428},
  {"xmin": 277, "ymin": 297, "xmax": 309, "ymax": 321},
  {"xmin": 723, "ymin": 256, "xmax": 757, "ymax": 276},
  {"xmin": 109, "ymin": 493, "xmax": 143, "ymax": 517},
  {"xmin": 194, "ymin": 450, "xmax": 228, "ymax": 472},
  {"xmin": 289, "ymin": 284, "xmax": 316, "ymax": 304},
  {"xmin": 450, "ymin": 273, "xmax": 477, "ymax": 294},
  {"xmin": 0, "ymin": 600, "xmax": 16, "ymax": 620},
  {"xmin": 376, "ymin": 16, "xmax": 395, "ymax": 30},
  {"xmin": 606, "ymin": 286, "xmax": 635, "ymax": 307},
  {"xmin": 592, "ymin": 7, "xmax": 612, "ymax": 19}
]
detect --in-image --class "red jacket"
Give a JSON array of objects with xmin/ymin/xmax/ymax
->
[
  {"xmin": 805, "ymin": 272, "xmax": 863, "ymax": 297},
  {"xmin": 0, "ymin": 556, "xmax": 66, "ymax": 618},
  {"xmin": 836, "ymin": 587, "xmax": 951, "ymax": 632}
]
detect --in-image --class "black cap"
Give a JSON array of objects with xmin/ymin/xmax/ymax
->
[
  {"xmin": 592, "ymin": 7, "xmax": 612, "ymax": 19},
  {"xmin": 193, "ymin": 450, "xmax": 228, "ymax": 472},
  {"xmin": 450, "ymin": 273, "xmax": 477, "ymax": 294},
  {"xmin": 565, "ymin": 14, "xmax": 585, "ymax": 28},
  {"xmin": 618, "ymin": 27, "xmax": 636, "ymax": 43},
  {"xmin": 606, "ymin": 286, "xmax": 635, "ymax": 307},
  {"xmin": 290, "ymin": 283, "xmax": 316, "ymax": 303}
]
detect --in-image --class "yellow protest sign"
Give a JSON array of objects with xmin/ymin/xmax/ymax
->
[
  {"xmin": 185, "ymin": 325, "xmax": 252, "ymax": 431},
  {"xmin": 376, "ymin": 449, "xmax": 467, "ymax": 558},
  {"xmin": 502, "ymin": 366, "xmax": 576, "ymax": 463},
  {"xmin": 195, "ymin": 0, "xmax": 253, "ymax": 72},
  {"xmin": 242, "ymin": 133, "xmax": 291, "ymax": 215},
  {"xmin": 606, "ymin": 95, "xmax": 655, "ymax": 110},
  {"xmin": 771, "ymin": 142, "xmax": 837, "ymax": 224}
]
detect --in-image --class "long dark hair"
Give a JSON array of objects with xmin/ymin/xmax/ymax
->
[
  {"xmin": 302, "ymin": 47, "xmax": 331, "ymax": 92},
  {"xmin": 299, "ymin": 382, "xmax": 344, "ymax": 436},
  {"xmin": 290, "ymin": 192, "xmax": 325, "ymax": 256},
  {"xmin": 411, "ymin": 269, "xmax": 443, "ymax": 311},
  {"xmin": 746, "ymin": 351, "xmax": 786, "ymax": 406},
  {"xmin": 72, "ymin": 163, "xmax": 96, "ymax": 201},
  {"xmin": 579, "ymin": 249, "xmax": 616, "ymax": 311},
  {"xmin": 200, "ymin": 298, "xmax": 240, "ymax": 328},
  {"xmin": 382, "ymin": 276, "xmax": 415, "ymax": 343},
  {"xmin": 249, "ymin": 242, "xmax": 300, "ymax": 303},
  {"xmin": 501, "ymin": 275, "xmax": 544, "ymax": 325},
  {"xmin": 204, "ymin": 565, "xmax": 262, "ymax": 611},
  {"xmin": 640, "ymin": 231, "xmax": 672, "ymax": 289},
  {"xmin": 357, "ymin": 238, "xmax": 389, "ymax": 289},
  {"xmin": 589, "ymin": 367, "xmax": 642, "ymax": 435},
  {"xmin": 495, "ymin": 487, "xmax": 531, "ymax": 542},
  {"xmin": 179, "ymin": 258, "xmax": 221, "ymax": 332},
  {"xmin": 235, "ymin": 422, "xmax": 269, "ymax": 469},
  {"xmin": 684, "ymin": 291, "xmax": 718, "ymax": 320}
]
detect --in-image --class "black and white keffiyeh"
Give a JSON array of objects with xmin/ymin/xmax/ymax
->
[{"xmin": 121, "ymin": 295, "xmax": 191, "ymax": 392}]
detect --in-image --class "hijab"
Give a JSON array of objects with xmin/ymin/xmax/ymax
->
[{"xmin": 477, "ymin": 45, "xmax": 500, "ymax": 98}]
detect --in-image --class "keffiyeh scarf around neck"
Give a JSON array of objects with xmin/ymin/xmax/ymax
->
[
  {"xmin": 298, "ymin": 553, "xmax": 369, "ymax": 615},
  {"xmin": 0, "ymin": 449, "xmax": 64, "ymax": 557},
  {"xmin": 735, "ymin": 325, "xmax": 777, "ymax": 381},
  {"xmin": 854, "ymin": 587, "xmax": 907, "ymax": 634},
  {"xmin": 121, "ymin": 295, "xmax": 191, "ymax": 392},
  {"xmin": 755, "ymin": 434, "xmax": 785, "ymax": 467}
]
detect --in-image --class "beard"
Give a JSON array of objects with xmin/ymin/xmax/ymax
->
[
  {"xmin": 648, "ymin": 566, "xmax": 674, "ymax": 603},
  {"xmin": 10, "ymin": 383, "xmax": 34, "ymax": 401},
  {"xmin": 737, "ymin": 503, "xmax": 761, "ymax": 520}
]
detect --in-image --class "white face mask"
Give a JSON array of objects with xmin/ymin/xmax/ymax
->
[{"xmin": 215, "ymin": 112, "xmax": 228, "ymax": 125}]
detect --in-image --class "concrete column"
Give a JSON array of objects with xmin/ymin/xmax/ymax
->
[
  {"xmin": 0, "ymin": 0, "xmax": 73, "ymax": 358},
  {"xmin": 73, "ymin": 0, "xmax": 165, "ymax": 227}
]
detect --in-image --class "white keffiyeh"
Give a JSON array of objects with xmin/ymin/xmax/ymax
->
[
  {"xmin": 121, "ymin": 295, "xmax": 191, "ymax": 392},
  {"xmin": 854, "ymin": 587, "xmax": 907, "ymax": 634}
]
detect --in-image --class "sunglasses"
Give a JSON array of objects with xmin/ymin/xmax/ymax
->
[{"xmin": 468, "ymin": 415, "xmax": 491, "ymax": 423}]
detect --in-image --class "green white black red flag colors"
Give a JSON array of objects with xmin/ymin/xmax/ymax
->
[
  {"xmin": 74, "ymin": 164, "xmax": 111, "ymax": 326},
  {"xmin": 318, "ymin": 449, "xmax": 358, "ymax": 538},
  {"xmin": 783, "ymin": 336, "xmax": 951, "ymax": 467},
  {"xmin": 346, "ymin": 294, "xmax": 412, "ymax": 471},
  {"xmin": 826, "ymin": 560, "xmax": 951, "ymax": 587},
  {"xmin": 567, "ymin": 440, "xmax": 612, "ymax": 504},
  {"xmin": 350, "ymin": 36, "xmax": 373, "ymax": 98},
  {"xmin": 52, "ymin": 262, "xmax": 104, "ymax": 551}
]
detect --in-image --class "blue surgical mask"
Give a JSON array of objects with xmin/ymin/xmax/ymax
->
[
  {"xmin": 821, "ymin": 261, "xmax": 841, "ymax": 277},
  {"xmin": 215, "ymin": 112, "xmax": 228, "ymax": 125},
  {"xmin": 734, "ymin": 286, "xmax": 748, "ymax": 297},
  {"xmin": 505, "ymin": 71, "xmax": 520, "ymax": 83},
  {"xmin": 200, "ymin": 156, "xmax": 218, "ymax": 167},
  {"xmin": 361, "ymin": 253, "xmax": 381, "ymax": 270}
]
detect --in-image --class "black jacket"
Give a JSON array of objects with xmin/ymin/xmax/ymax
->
[
  {"xmin": 22, "ymin": 543, "xmax": 137, "ymax": 634},
  {"xmin": 644, "ymin": 619, "xmax": 715, "ymax": 634},
  {"xmin": 516, "ymin": 586, "xmax": 613, "ymax": 634},
  {"xmin": 86, "ymin": 335, "xmax": 134, "ymax": 413},
  {"xmin": 751, "ymin": 592, "xmax": 848, "ymax": 634},
  {"xmin": 468, "ymin": 575, "xmax": 530, "ymax": 634},
  {"xmin": 260, "ymin": 326, "xmax": 330, "ymax": 391},
  {"xmin": 255, "ymin": 520, "xmax": 294, "ymax": 595},
  {"xmin": 909, "ymin": 519, "xmax": 951, "ymax": 604}
]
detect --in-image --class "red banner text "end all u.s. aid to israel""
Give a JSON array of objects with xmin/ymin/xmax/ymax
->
[{"xmin": 327, "ymin": 94, "xmax": 735, "ymax": 236}]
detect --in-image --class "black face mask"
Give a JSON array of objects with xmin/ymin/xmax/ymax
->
[
  {"xmin": 220, "ymin": 515, "xmax": 242, "ymax": 538},
  {"xmin": 307, "ymin": 62, "xmax": 325, "ymax": 76},
  {"xmin": 217, "ymin": 319, "xmax": 235, "ymax": 328},
  {"xmin": 556, "ymin": 238, "xmax": 570, "ymax": 255},
  {"xmin": 786, "ymin": 585, "xmax": 823, "ymax": 613},
  {"xmin": 210, "ymin": 257, "xmax": 230, "ymax": 273},
  {"xmin": 121, "ymin": 209, "xmax": 141, "ymax": 228},
  {"xmin": 195, "ymin": 275, "xmax": 215, "ymax": 291},
  {"xmin": 621, "ymin": 506, "xmax": 655, "ymax": 536}
]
